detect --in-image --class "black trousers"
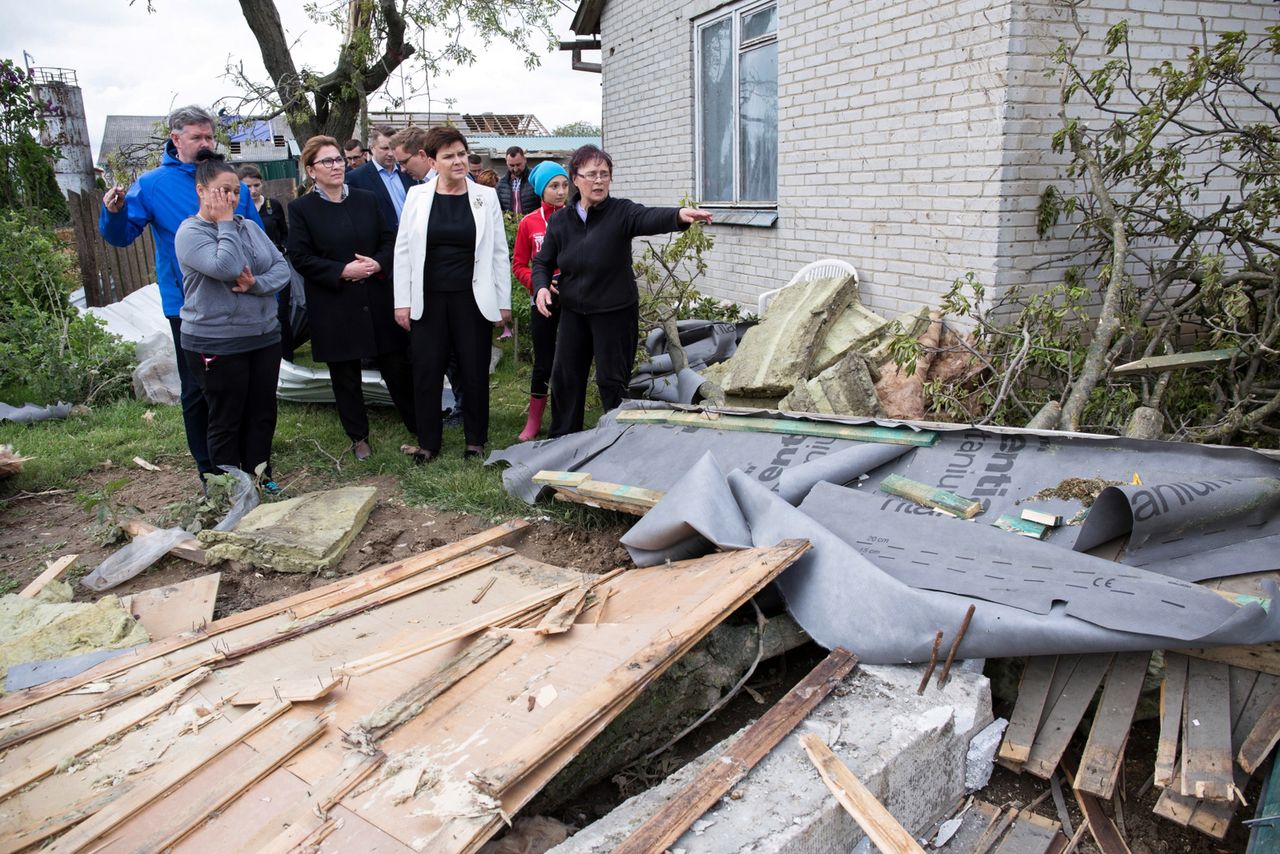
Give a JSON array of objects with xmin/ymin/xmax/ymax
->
[
  {"xmin": 183, "ymin": 342, "xmax": 281, "ymax": 479},
  {"xmin": 549, "ymin": 304, "xmax": 638, "ymax": 438},
  {"xmin": 409, "ymin": 292, "xmax": 492, "ymax": 453},
  {"xmin": 327, "ymin": 351, "xmax": 417, "ymax": 442},
  {"xmin": 168, "ymin": 317, "xmax": 213, "ymax": 477},
  {"xmin": 528, "ymin": 297, "xmax": 560, "ymax": 399}
]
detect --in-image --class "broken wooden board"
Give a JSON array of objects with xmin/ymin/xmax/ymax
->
[
  {"xmin": 1237, "ymin": 690, "xmax": 1280, "ymax": 776},
  {"xmin": 1183, "ymin": 642, "xmax": 1280, "ymax": 679},
  {"xmin": 615, "ymin": 408, "xmax": 939, "ymax": 447},
  {"xmin": 1077, "ymin": 651, "xmax": 1152, "ymax": 799},
  {"xmin": 119, "ymin": 572, "xmax": 221, "ymax": 639},
  {"xmin": 18, "ymin": 554, "xmax": 78, "ymax": 598},
  {"xmin": 1180, "ymin": 658, "xmax": 1236, "ymax": 802},
  {"xmin": 1154, "ymin": 668, "xmax": 1280, "ymax": 839},
  {"xmin": 999, "ymin": 656, "xmax": 1058, "ymax": 767},
  {"xmin": 1155, "ymin": 652, "xmax": 1189, "ymax": 789},
  {"xmin": 342, "ymin": 542, "xmax": 809, "ymax": 852},
  {"xmin": 613, "ymin": 648, "xmax": 858, "ymax": 854},
  {"xmin": 994, "ymin": 811, "xmax": 1064, "ymax": 854},
  {"xmin": 0, "ymin": 548, "xmax": 578, "ymax": 850},
  {"xmin": 225, "ymin": 675, "xmax": 341, "ymax": 706},
  {"xmin": 1066, "ymin": 765, "xmax": 1131, "ymax": 854},
  {"xmin": 121, "ymin": 519, "xmax": 208, "ymax": 565},
  {"xmin": 993, "ymin": 513, "xmax": 1049, "ymax": 539},
  {"xmin": 800, "ymin": 734, "xmax": 926, "ymax": 854},
  {"xmin": 1023, "ymin": 654, "xmax": 1113, "ymax": 779},
  {"xmin": 1111, "ymin": 348, "xmax": 1238, "ymax": 376},
  {"xmin": 0, "ymin": 521, "xmax": 529, "ymax": 717}
]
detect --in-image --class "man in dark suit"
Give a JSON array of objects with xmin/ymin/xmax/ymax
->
[
  {"xmin": 496, "ymin": 145, "xmax": 539, "ymax": 216},
  {"xmin": 344, "ymin": 124, "xmax": 415, "ymax": 226}
]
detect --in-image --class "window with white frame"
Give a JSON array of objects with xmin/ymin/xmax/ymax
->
[{"xmin": 696, "ymin": 1, "xmax": 777, "ymax": 206}]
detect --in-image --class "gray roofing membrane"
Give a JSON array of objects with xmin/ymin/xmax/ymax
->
[{"xmin": 491, "ymin": 403, "xmax": 1280, "ymax": 663}]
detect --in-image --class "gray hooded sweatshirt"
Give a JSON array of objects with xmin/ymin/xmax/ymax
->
[{"xmin": 174, "ymin": 215, "xmax": 289, "ymax": 352}]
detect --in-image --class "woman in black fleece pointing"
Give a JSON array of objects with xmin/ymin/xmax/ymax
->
[{"xmin": 531, "ymin": 145, "xmax": 712, "ymax": 437}]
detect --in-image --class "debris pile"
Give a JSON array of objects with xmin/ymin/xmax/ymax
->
[{"xmin": 698, "ymin": 274, "xmax": 979, "ymax": 418}]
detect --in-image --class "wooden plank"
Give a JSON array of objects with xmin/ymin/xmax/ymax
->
[
  {"xmin": 119, "ymin": 519, "xmax": 208, "ymax": 565},
  {"xmin": 1181, "ymin": 658, "xmax": 1236, "ymax": 801},
  {"xmin": 225, "ymin": 674, "xmax": 341, "ymax": 706},
  {"xmin": 1065, "ymin": 765, "xmax": 1131, "ymax": 854},
  {"xmin": 1183, "ymin": 643, "xmax": 1280, "ymax": 679},
  {"xmin": 535, "ymin": 583, "xmax": 592, "ymax": 635},
  {"xmin": 0, "ymin": 651, "xmax": 222, "ymax": 752},
  {"xmin": 472, "ymin": 541, "xmax": 812, "ymax": 799},
  {"xmin": 552, "ymin": 489, "xmax": 649, "ymax": 516},
  {"xmin": 0, "ymin": 666, "xmax": 212, "ymax": 801},
  {"xmin": 18, "ymin": 554, "xmax": 79, "ymax": 598},
  {"xmin": 995, "ymin": 811, "xmax": 1062, "ymax": 854},
  {"xmin": 799, "ymin": 734, "xmax": 927, "ymax": 854},
  {"xmin": 1237, "ymin": 691, "xmax": 1280, "ymax": 776},
  {"xmin": 574, "ymin": 479, "xmax": 666, "ymax": 509},
  {"xmin": 348, "ymin": 632, "xmax": 515, "ymax": 747},
  {"xmin": 615, "ymin": 408, "xmax": 939, "ymax": 447},
  {"xmin": 993, "ymin": 513, "xmax": 1048, "ymax": 539},
  {"xmin": 1155, "ymin": 652, "xmax": 1189, "ymax": 789},
  {"xmin": 1024, "ymin": 654, "xmax": 1113, "ymax": 779},
  {"xmin": 612, "ymin": 648, "xmax": 858, "ymax": 854},
  {"xmin": 337, "ymin": 580, "xmax": 581, "ymax": 677},
  {"xmin": 248, "ymin": 750, "xmax": 385, "ymax": 854},
  {"xmin": 0, "ymin": 521, "xmax": 530, "ymax": 717},
  {"xmin": 1077, "ymin": 651, "xmax": 1152, "ymax": 799},
  {"xmin": 1153, "ymin": 667, "xmax": 1270, "ymax": 837},
  {"xmin": 879, "ymin": 473, "xmax": 982, "ymax": 518},
  {"xmin": 119, "ymin": 572, "xmax": 221, "ymax": 638},
  {"xmin": 1112, "ymin": 348, "xmax": 1238, "ymax": 376},
  {"xmin": 999, "ymin": 656, "xmax": 1059, "ymax": 767},
  {"xmin": 286, "ymin": 543, "xmax": 514, "ymax": 622},
  {"xmin": 109, "ymin": 714, "xmax": 328, "ymax": 854},
  {"xmin": 531, "ymin": 470, "xmax": 592, "ymax": 487}
]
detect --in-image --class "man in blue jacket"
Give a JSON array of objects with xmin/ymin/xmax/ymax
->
[{"xmin": 99, "ymin": 105, "xmax": 262, "ymax": 483}]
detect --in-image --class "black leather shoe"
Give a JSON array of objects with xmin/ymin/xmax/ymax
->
[
  {"xmin": 463, "ymin": 445, "xmax": 484, "ymax": 460},
  {"xmin": 413, "ymin": 450, "xmax": 438, "ymax": 465}
]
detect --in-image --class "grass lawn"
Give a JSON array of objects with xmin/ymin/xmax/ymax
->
[{"xmin": 0, "ymin": 351, "xmax": 607, "ymax": 527}]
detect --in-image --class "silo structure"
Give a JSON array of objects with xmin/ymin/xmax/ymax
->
[{"xmin": 30, "ymin": 67, "xmax": 96, "ymax": 196}]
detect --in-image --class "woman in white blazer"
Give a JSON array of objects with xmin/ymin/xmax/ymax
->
[{"xmin": 394, "ymin": 126, "xmax": 511, "ymax": 463}]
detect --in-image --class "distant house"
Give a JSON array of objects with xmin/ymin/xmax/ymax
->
[
  {"xmin": 570, "ymin": 0, "xmax": 1277, "ymax": 315},
  {"xmin": 361, "ymin": 111, "xmax": 598, "ymax": 171},
  {"xmin": 97, "ymin": 114, "xmax": 297, "ymax": 183}
]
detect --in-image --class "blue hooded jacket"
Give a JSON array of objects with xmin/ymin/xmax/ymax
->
[{"xmin": 99, "ymin": 140, "xmax": 263, "ymax": 317}]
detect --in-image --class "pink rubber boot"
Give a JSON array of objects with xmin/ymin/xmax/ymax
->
[{"xmin": 518, "ymin": 395, "xmax": 547, "ymax": 441}]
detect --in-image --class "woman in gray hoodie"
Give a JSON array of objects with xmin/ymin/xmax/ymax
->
[{"xmin": 174, "ymin": 150, "xmax": 290, "ymax": 487}]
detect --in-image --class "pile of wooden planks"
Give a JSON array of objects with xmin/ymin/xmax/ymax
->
[
  {"xmin": 532, "ymin": 470, "xmax": 665, "ymax": 516},
  {"xmin": 995, "ymin": 648, "xmax": 1280, "ymax": 844},
  {"xmin": 0, "ymin": 520, "xmax": 809, "ymax": 853}
]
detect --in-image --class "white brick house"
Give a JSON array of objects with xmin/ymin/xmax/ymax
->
[{"xmin": 570, "ymin": 0, "xmax": 1277, "ymax": 316}]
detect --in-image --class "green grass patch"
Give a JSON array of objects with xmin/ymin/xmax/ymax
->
[{"xmin": 1, "ymin": 350, "xmax": 613, "ymax": 525}]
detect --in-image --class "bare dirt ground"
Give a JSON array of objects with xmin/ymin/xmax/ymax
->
[{"xmin": 0, "ymin": 465, "xmax": 631, "ymax": 615}]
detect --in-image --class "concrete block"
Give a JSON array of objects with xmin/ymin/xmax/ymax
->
[
  {"xmin": 550, "ymin": 663, "xmax": 992, "ymax": 854},
  {"xmin": 199, "ymin": 486, "xmax": 378, "ymax": 573}
]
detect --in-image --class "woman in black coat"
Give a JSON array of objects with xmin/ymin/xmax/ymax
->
[{"xmin": 286, "ymin": 136, "xmax": 416, "ymax": 460}]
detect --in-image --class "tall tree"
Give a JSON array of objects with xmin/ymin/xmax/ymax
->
[{"xmin": 230, "ymin": 0, "xmax": 560, "ymax": 142}]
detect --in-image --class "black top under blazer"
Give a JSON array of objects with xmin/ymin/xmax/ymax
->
[
  {"xmin": 344, "ymin": 161, "xmax": 415, "ymax": 228},
  {"xmin": 286, "ymin": 188, "xmax": 405, "ymax": 363}
]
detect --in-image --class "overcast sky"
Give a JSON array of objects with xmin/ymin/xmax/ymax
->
[{"xmin": 3, "ymin": 1, "xmax": 602, "ymax": 158}]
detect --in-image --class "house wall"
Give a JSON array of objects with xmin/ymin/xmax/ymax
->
[
  {"xmin": 598, "ymin": 0, "xmax": 1277, "ymax": 316},
  {"xmin": 999, "ymin": 0, "xmax": 1279, "ymax": 297},
  {"xmin": 601, "ymin": 0, "xmax": 1015, "ymax": 317}
]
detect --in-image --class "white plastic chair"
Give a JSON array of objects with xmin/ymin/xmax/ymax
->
[{"xmin": 756, "ymin": 258, "xmax": 859, "ymax": 316}]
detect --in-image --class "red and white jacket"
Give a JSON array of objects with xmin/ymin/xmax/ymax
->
[{"xmin": 512, "ymin": 201, "xmax": 563, "ymax": 295}]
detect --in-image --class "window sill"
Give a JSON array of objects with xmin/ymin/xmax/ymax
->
[{"xmin": 703, "ymin": 208, "xmax": 777, "ymax": 228}]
